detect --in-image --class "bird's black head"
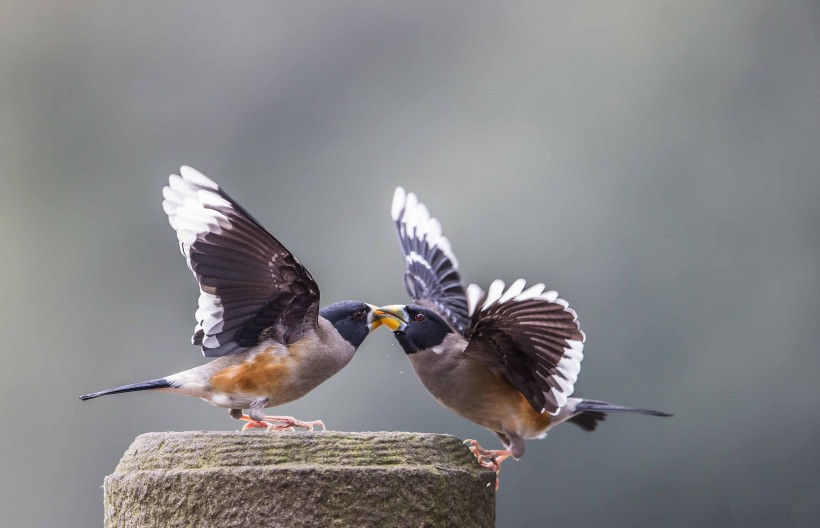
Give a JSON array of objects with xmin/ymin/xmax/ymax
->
[
  {"xmin": 319, "ymin": 301, "xmax": 380, "ymax": 348},
  {"xmin": 374, "ymin": 304, "xmax": 454, "ymax": 354}
]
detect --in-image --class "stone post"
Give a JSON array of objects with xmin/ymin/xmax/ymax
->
[{"xmin": 103, "ymin": 431, "xmax": 495, "ymax": 527}]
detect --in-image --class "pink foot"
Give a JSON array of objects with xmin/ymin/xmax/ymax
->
[
  {"xmin": 239, "ymin": 414, "xmax": 325, "ymax": 432},
  {"xmin": 241, "ymin": 420, "xmax": 269, "ymax": 431},
  {"xmin": 463, "ymin": 439, "xmax": 514, "ymax": 490},
  {"xmin": 262, "ymin": 415, "xmax": 325, "ymax": 431}
]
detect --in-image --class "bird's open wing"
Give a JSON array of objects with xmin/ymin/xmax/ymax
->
[
  {"xmin": 391, "ymin": 187, "xmax": 470, "ymax": 334},
  {"xmin": 464, "ymin": 279, "xmax": 585, "ymax": 414},
  {"xmin": 162, "ymin": 166, "xmax": 320, "ymax": 357}
]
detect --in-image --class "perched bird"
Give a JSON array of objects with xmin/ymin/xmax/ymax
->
[
  {"xmin": 376, "ymin": 187, "xmax": 670, "ymax": 480},
  {"xmin": 80, "ymin": 167, "xmax": 382, "ymax": 430}
]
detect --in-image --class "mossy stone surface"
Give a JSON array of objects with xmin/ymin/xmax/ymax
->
[{"xmin": 104, "ymin": 431, "xmax": 495, "ymax": 527}]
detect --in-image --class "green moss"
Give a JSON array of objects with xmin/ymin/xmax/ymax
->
[{"xmin": 187, "ymin": 447, "xmax": 222, "ymax": 469}]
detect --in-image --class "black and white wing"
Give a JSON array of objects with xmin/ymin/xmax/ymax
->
[
  {"xmin": 162, "ymin": 166, "xmax": 320, "ymax": 357},
  {"xmin": 392, "ymin": 187, "xmax": 470, "ymax": 334},
  {"xmin": 464, "ymin": 279, "xmax": 585, "ymax": 415}
]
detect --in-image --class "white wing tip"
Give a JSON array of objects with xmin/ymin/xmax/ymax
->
[
  {"xmin": 515, "ymin": 283, "xmax": 545, "ymax": 301},
  {"xmin": 481, "ymin": 279, "xmax": 506, "ymax": 310},
  {"xmin": 466, "ymin": 283, "xmax": 486, "ymax": 315},
  {"xmin": 404, "ymin": 191, "xmax": 418, "ymax": 218},
  {"xmin": 547, "ymin": 338, "xmax": 585, "ymax": 413},
  {"xmin": 391, "ymin": 187, "xmax": 407, "ymax": 220},
  {"xmin": 393, "ymin": 188, "xmax": 460, "ymax": 271},
  {"xmin": 542, "ymin": 290, "xmax": 559, "ymax": 303},
  {"xmin": 471, "ymin": 277, "xmax": 585, "ymax": 415},
  {"xmin": 479, "ymin": 279, "xmax": 540, "ymax": 309},
  {"xmin": 179, "ymin": 166, "xmax": 218, "ymax": 190},
  {"xmin": 477, "ymin": 279, "xmax": 581, "ymax": 321},
  {"xmin": 498, "ymin": 278, "xmax": 527, "ymax": 304}
]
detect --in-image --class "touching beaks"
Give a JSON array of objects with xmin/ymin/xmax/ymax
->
[
  {"xmin": 374, "ymin": 305, "xmax": 409, "ymax": 332},
  {"xmin": 366, "ymin": 303, "xmax": 383, "ymax": 331}
]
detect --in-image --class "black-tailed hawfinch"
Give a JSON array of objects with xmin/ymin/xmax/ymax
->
[
  {"xmin": 80, "ymin": 167, "xmax": 381, "ymax": 431},
  {"xmin": 376, "ymin": 187, "xmax": 670, "ymax": 482}
]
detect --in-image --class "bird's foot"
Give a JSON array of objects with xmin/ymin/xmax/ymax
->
[
  {"xmin": 238, "ymin": 414, "xmax": 325, "ymax": 431},
  {"xmin": 463, "ymin": 439, "xmax": 513, "ymax": 490},
  {"xmin": 263, "ymin": 422, "xmax": 297, "ymax": 432},
  {"xmin": 238, "ymin": 415, "xmax": 294, "ymax": 432},
  {"xmin": 262, "ymin": 415, "xmax": 326, "ymax": 431},
  {"xmin": 463, "ymin": 439, "xmax": 513, "ymax": 470},
  {"xmin": 241, "ymin": 419, "xmax": 270, "ymax": 431}
]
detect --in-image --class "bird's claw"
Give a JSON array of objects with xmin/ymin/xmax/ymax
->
[
  {"xmin": 262, "ymin": 416, "xmax": 325, "ymax": 431},
  {"xmin": 241, "ymin": 420, "xmax": 269, "ymax": 431},
  {"xmin": 239, "ymin": 414, "xmax": 325, "ymax": 432},
  {"xmin": 238, "ymin": 415, "xmax": 321, "ymax": 432},
  {"xmin": 265, "ymin": 423, "xmax": 296, "ymax": 432},
  {"xmin": 463, "ymin": 439, "xmax": 513, "ymax": 490}
]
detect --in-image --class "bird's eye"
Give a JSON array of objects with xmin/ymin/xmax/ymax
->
[
  {"xmin": 414, "ymin": 313, "xmax": 426, "ymax": 322},
  {"xmin": 352, "ymin": 310, "xmax": 366, "ymax": 320}
]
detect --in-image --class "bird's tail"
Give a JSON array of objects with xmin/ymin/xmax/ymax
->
[
  {"xmin": 567, "ymin": 399, "xmax": 672, "ymax": 431},
  {"xmin": 575, "ymin": 399, "xmax": 672, "ymax": 417},
  {"xmin": 79, "ymin": 378, "xmax": 171, "ymax": 401}
]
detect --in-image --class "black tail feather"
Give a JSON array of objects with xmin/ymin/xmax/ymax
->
[
  {"xmin": 569, "ymin": 399, "xmax": 672, "ymax": 432},
  {"xmin": 568, "ymin": 411, "xmax": 607, "ymax": 431},
  {"xmin": 79, "ymin": 378, "xmax": 171, "ymax": 401}
]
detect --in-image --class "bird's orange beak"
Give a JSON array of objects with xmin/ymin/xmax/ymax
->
[
  {"xmin": 366, "ymin": 303, "xmax": 383, "ymax": 331},
  {"xmin": 374, "ymin": 305, "xmax": 408, "ymax": 332}
]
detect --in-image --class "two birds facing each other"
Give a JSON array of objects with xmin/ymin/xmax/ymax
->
[{"xmin": 80, "ymin": 166, "xmax": 670, "ymax": 481}]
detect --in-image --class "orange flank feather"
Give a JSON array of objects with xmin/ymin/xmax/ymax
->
[
  {"xmin": 210, "ymin": 348, "xmax": 295, "ymax": 397},
  {"xmin": 517, "ymin": 392, "xmax": 552, "ymax": 435},
  {"xmin": 450, "ymin": 358, "xmax": 553, "ymax": 439}
]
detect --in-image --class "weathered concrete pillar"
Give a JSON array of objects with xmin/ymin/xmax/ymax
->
[{"xmin": 104, "ymin": 431, "xmax": 495, "ymax": 527}]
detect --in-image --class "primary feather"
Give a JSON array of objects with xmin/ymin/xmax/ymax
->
[
  {"xmin": 162, "ymin": 166, "xmax": 321, "ymax": 357},
  {"xmin": 391, "ymin": 187, "xmax": 470, "ymax": 334},
  {"xmin": 464, "ymin": 279, "xmax": 585, "ymax": 415}
]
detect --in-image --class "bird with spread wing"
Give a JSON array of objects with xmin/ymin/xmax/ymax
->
[
  {"xmin": 80, "ymin": 167, "xmax": 381, "ymax": 430},
  {"xmin": 375, "ymin": 188, "xmax": 670, "ymax": 486}
]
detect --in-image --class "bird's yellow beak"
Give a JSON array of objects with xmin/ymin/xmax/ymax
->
[
  {"xmin": 374, "ymin": 305, "xmax": 408, "ymax": 331},
  {"xmin": 366, "ymin": 303, "xmax": 383, "ymax": 331}
]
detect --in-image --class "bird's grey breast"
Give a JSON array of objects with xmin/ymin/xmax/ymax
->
[
  {"xmin": 291, "ymin": 317, "xmax": 357, "ymax": 387},
  {"xmin": 407, "ymin": 333, "xmax": 469, "ymax": 403}
]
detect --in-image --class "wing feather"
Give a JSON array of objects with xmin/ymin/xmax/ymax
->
[
  {"xmin": 163, "ymin": 166, "xmax": 320, "ymax": 357},
  {"xmin": 391, "ymin": 187, "xmax": 470, "ymax": 333},
  {"xmin": 464, "ymin": 279, "xmax": 585, "ymax": 414}
]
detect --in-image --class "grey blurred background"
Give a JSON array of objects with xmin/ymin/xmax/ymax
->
[{"xmin": 1, "ymin": 1, "xmax": 818, "ymax": 526}]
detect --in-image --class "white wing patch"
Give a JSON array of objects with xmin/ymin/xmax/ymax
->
[
  {"xmin": 479, "ymin": 278, "xmax": 585, "ymax": 415},
  {"xmin": 162, "ymin": 166, "xmax": 233, "ymax": 347}
]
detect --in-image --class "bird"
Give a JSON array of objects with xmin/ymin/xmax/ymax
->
[
  {"xmin": 80, "ymin": 166, "xmax": 382, "ymax": 431},
  {"xmin": 375, "ymin": 187, "xmax": 671, "ymax": 483}
]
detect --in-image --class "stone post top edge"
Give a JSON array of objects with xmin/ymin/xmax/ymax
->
[
  {"xmin": 114, "ymin": 430, "xmax": 487, "ymax": 473},
  {"xmin": 133, "ymin": 430, "xmax": 463, "ymax": 440}
]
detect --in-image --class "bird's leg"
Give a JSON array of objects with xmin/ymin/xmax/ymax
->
[
  {"xmin": 229, "ymin": 408, "xmax": 258, "ymax": 426},
  {"xmin": 464, "ymin": 439, "xmax": 514, "ymax": 490},
  {"xmin": 234, "ymin": 400, "xmax": 296, "ymax": 431},
  {"xmin": 259, "ymin": 415, "xmax": 326, "ymax": 431},
  {"xmin": 230, "ymin": 408, "xmax": 265, "ymax": 430}
]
